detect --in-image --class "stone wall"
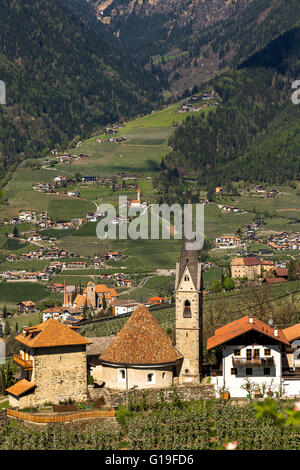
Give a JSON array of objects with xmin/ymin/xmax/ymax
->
[
  {"xmin": 0, "ymin": 409, "xmax": 6, "ymax": 426},
  {"xmin": 88, "ymin": 383, "xmax": 215, "ymax": 408},
  {"xmin": 32, "ymin": 345, "xmax": 88, "ymax": 405}
]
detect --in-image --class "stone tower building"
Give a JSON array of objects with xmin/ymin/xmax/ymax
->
[
  {"xmin": 63, "ymin": 281, "xmax": 76, "ymax": 307},
  {"xmin": 86, "ymin": 282, "xmax": 96, "ymax": 308},
  {"xmin": 7, "ymin": 319, "xmax": 92, "ymax": 408},
  {"xmin": 175, "ymin": 236, "xmax": 203, "ymax": 384}
]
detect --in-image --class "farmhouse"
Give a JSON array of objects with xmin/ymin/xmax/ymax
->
[
  {"xmin": 17, "ymin": 301, "xmax": 36, "ymax": 314},
  {"xmin": 112, "ymin": 300, "xmax": 139, "ymax": 316},
  {"xmin": 207, "ymin": 315, "xmax": 290, "ymax": 398},
  {"xmin": 7, "ymin": 319, "xmax": 91, "ymax": 408},
  {"xmin": 231, "ymin": 257, "xmax": 262, "ymax": 279},
  {"xmin": 82, "ymin": 176, "xmax": 97, "ymax": 184},
  {"xmin": 147, "ymin": 296, "xmax": 164, "ymax": 305},
  {"xmin": 215, "ymin": 236, "xmax": 243, "ymax": 248}
]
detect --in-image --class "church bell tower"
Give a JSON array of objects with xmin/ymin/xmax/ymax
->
[{"xmin": 175, "ymin": 237, "xmax": 203, "ymax": 383}]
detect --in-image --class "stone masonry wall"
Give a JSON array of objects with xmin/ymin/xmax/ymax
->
[
  {"xmin": 88, "ymin": 383, "xmax": 215, "ymax": 408},
  {"xmin": 32, "ymin": 345, "xmax": 88, "ymax": 405}
]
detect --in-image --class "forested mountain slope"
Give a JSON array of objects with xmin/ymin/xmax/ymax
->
[
  {"xmin": 0, "ymin": 0, "xmax": 161, "ymax": 181},
  {"xmin": 155, "ymin": 27, "xmax": 300, "ymax": 199},
  {"xmin": 63, "ymin": 0, "xmax": 300, "ymax": 94}
]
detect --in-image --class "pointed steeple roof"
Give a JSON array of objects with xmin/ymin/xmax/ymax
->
[
  {"xmin": 175, "ymin": 235, "xmax": 202, "ymax": 290},
  {"xmin": 100, "ymin": 304, "xmax": 181, "ymax": 365}
]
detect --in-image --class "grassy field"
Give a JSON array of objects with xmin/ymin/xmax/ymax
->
[
  {"xmin": 47, "ymin": 198, "xmax": 95, "ymax": 221},
  {"xmin": 0, "ymin": 282, "xmax": 62, "ymax": 310},
  {"xmin": 5, "ymin": 311, "xmax": 43, "ymax": 331}
]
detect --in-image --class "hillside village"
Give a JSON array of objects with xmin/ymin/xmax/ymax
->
[
  {"xmin": 4, "ymin": 236, "xmax": 300, "ymax": 417},
  {"xmin": 0, "ymin": 95, "xmax": 299, "ymax": 438}
]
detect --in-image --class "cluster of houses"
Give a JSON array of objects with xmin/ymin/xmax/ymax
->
[
  {"xmin": 32, "ymin": 176, "xmax": 77, "ymax": 194},
  {"xmin": 230, "ymin": 256, "xmax": 289, "ymax": 283},
  {"xmin": 6, "ymin": 247, "xmax": 70, "ymax": 262},
  {"xmin": 5, "ymin": 271, "xmax": 52, "ymax": 282},
  {"xmin": 59, "ymin": 153, "xmax": 88, "ymax": 164},
  {"xmin": 240, "ymin": 219, "xmax": 264, "ymax": 241},
  {"xmin": 254, "ymin": 185, "xmax": 281, "ymax": 198},
  {"xmin": 218, "ymin": 204, "xmax": 244, "ymax": 214},
  {"xmin": 96, "ymin": 136, "xmax": 127, "ymax": 144},
  {"xmin": 8, "ymin": 238, "xmax": 300, "ymax": 410},
  {"xmin": 9, "ymin": 211, "xmax": 37, "ymax": 224},
  {"xmin": 215, "ymin": 235, "xmax": 244, "ymax": 248},
  {"xmin": 266, "ymin": 232, "xmax": 300, "ymax": 251},
  {"xmin": 177, "ymin": 92, "xmax": 216, "ymax": 113}
]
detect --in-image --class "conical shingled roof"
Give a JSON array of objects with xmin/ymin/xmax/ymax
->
[{"xmin": 100, "ymin": 304, "xmax": 181, "ymax": 365}]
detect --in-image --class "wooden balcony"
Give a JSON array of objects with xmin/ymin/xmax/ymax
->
[
  {"xmin": 232, "ymin": 356, "xmax": 274, "ymax": 366},
  {"xmin": 13, "ymin": 354, "xmax": 33, "ymax": 370}
]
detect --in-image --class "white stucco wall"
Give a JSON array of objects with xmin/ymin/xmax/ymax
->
[
  {"xmin": 217, "ymin": 344, "xmax": 282, "ymax": 398},
  {"xmin": 283, "ymin": 379, "xmax": 300, "ymax": 397},
  {"xmin": 290, "ymin": 339, "xmax": 300, "ymax": 368}
]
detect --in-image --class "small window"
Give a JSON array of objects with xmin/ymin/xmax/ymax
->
[
  {"xmin": 231, "ymin": 368, "xmax": 237, "ymax": 375},
  {"xmin": 246, "ymin": 349, "xmax": 252, "ymax": 361},
  {"xmin": 118, "ymin": 369, "xmax": 126, "ymax": 381},
  {"xmin": 253, "ymin": 349, "xmax": 260, "ymax": 359},
  {"xmin": 185, "ymin": 369, "xmax": 189, "ymax": 374},
  {"xmin": 264, "ymin": 349, "xmax": 271, "ymax": 356},
  {"xmin": 162, "ymin": 372, "xmax": 166, "ymax": 380},
  {"xmin": 184, "ymin": 275, "xmax": 189, "ymax": 281},
  {"xmin": 246, "ymin": 368, "xmax": 252, "ymax": 376},
  {"xmin": 147, "ymin": 373, "xmax": 155, "ymax": 383},
  {"xmin": 234, "ymin": 349, "xmax": 241, "ymax": 356},
  {"xmin": 264, "ymin": 368, "xmax": 270, "ymax": 376}
]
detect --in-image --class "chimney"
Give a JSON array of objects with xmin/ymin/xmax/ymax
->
[
  {"xmin": 249, "ymin": 316, "xmax": 253, "ymax": 324},
  {"xmin": 274, "ymin": 329, "xmax": 278, "ymax": 337}
]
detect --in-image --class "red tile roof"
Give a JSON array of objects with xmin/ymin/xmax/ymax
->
[
  {"xmin": 100, "ymin": 304, "xmax": 181, "ymax": 365},
  {"xmin": 16, "ymin": 319, "xmax": 92, "ymax": 348},
  {"xmin": 264, "ymin": 277, "xmax": 287, "ymax": 284},
  {"xmin": 274, "ymin": 268, "xmax": 289, "ymax": 277},
  {"xmin": 207, "ymin": 315, "xmax": 289, "ymax": 350},
  {"xmin": 283, "ymin": 324, "xmax": 300, "ymax": 342},
  {"xmin": 6, "ymin": 379, "xmax": 36, "ymax": 397},
  {"xmin": 231, "ymin": 257, "xmax": 260, "ymax": 266}
]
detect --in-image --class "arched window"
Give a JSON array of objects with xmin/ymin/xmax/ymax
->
[
  {"xmin": 184, "ymin": 275, "xmax": 189, "ymax": 281},
  {"xmin": 183, "ymin": 300, "xmax": 191, "ymax": 318}
]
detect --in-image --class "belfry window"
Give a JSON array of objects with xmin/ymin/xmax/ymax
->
[
  {"xmin": 184, "ymin": 275, "xmax": 189, "ymax": 281},
  {"xmin": 183, "ymin": 300, "xmax": 191, "ymax": 318}
]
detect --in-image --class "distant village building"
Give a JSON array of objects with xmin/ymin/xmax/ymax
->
[
  {"xmin": 73, "ymin": 282, "xmax": 119, "ymax": 310},
  {"xmin": 129, "ymin": 187, "xmax": 144, "ymax": 208},
  {"xmin": 17, "ymin": 301, "xmax": 36, "ymax": 314},
  {"xmin": 113, "ymin": 300, "xmax": 139, "ymax": 316},
  {"xmin": 231, "ymin": 257, "xmax": 261, "ymax": 279},
  {"xmin": 82, "ymin": 176, "xmax": 97, "ymax": 184},
  {"xmin": 147, "ymin": 296, "xmax": 164, "ymax": 305},
  {"xmin": 215, "ymin": 236, "xmax": 243, "ymax": 248},
  {"xmin": 215, "ymin": 187, "xmax": 223, "ymax": 195}
]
